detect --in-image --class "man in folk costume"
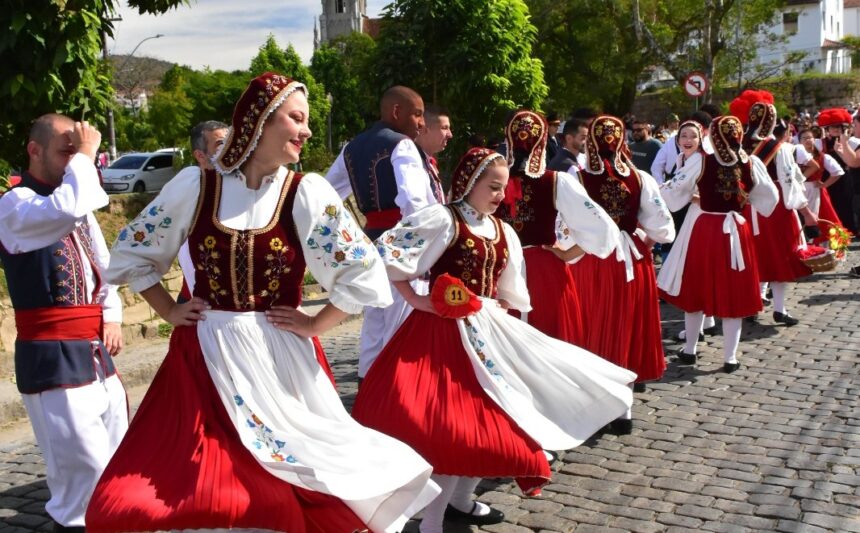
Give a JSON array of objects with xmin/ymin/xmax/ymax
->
[
  {"xmin": 493, "ymin": 110, "xmax": 620, "ymax": 346},
  {"xmin": 415, "ymin": 103, "xmax": 453, "ymax": 182},
  {"xmin": 817, "ymin": 107, "xmax": 857, "ymax": 234},
  {"xmin": 729, "ymin": 90, "xmax": 818, "ymax": 326},
  {"xmin": 566, "ymin": 115, "xmax": 675, "ymax": 434},
  {"xmin": 0, "ymin": 115, "xmax": 128, "ymax": 532},
  {"xmin": 659, "ymin": 115, "xmax": 779, "ymax": 373},
  {"xmin": 325, "ymin": 86, "xmax": 444, "ymax": 380}
]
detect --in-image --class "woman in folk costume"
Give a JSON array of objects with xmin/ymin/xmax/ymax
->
[
  {"xmin": 817, "ymin": 108, "xmax": 858, "ymax": 234},
  {"xmin": 666, "ymin": 121, "xmax": 718, "ymax": 344},
  {"xmin": 658, "ymin": 115, "xmax": 779, "ymax": 372},
  {"xmin": 797, "ymin": 127, "xmax": 846, "ymax": 238},
  {"xmin": 86, "ymin": 73, "xmax": 439, "ymax": 533},
  {"xmin": 730, "ymin": 90, "xmax": 818, "ymax": 326},
  {"xmin": 492, "ymin": 110, "xmax": 619, "ymax": 345},
  {"xmin": 352, "ymin": 147, "xmax": 635, "ymax": 533},
  {"xmin": 563, "ymin": 115, "xmax": 675, "ymax": 434}
]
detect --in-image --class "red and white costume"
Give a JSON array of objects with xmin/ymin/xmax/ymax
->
[
  {"xmin": 494, "ymin": 111, "xmax": 620, "ymax": 345},
  {"xmin": 86, "ymin": 74, "xmax": 438, "ymax": 533},
  {"xmin": 802, "ymin": 149, "xmax": 845, "ymax": 235},
  {"xmin": 565, "ymin": 116, "xmax": 675, "ymax": 385},
  {"xmin": 353, "ymin": 148, "xmax": 635, "ymax": 497}
]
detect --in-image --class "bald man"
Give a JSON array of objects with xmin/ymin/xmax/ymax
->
[
  {"xmin": 326, "ymin": 85, "xmax": 444, "ymax": 380},
  {"xmin": 0, "ymin": 114, "xmax": 128, "ymax": 532}
]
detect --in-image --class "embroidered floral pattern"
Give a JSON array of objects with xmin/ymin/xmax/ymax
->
[
  {"xmin": 464, "ymin": 318, "xmax": 506, "ymax": 383},
  {"xmin": 599, "ymin": 179, "xmax": 632, "ymax": 224},
  {"xmin": 117, "ymin": 204, "xmax": 173, "ymax": 248},
  {"xmin": 196, "ymin": 234, "xmax": 227, "ymax": 303},
  {"xmin": 307, "ymin": 204, "xmax": 374, "ymax": 269},
  {"xmin": 716, "ymin": 165, "xmax": 746, "ymax": 203},
  {"xmin": 508, "ymin": 181, "xmax": 537, "ymax": 232},
  {"xmin": 260, "ymin": 236, "xmax": 292, "ymax": 301},
  {"xmin": 234, "ymin": 394, "xmax": 298, "ymax": 464}
]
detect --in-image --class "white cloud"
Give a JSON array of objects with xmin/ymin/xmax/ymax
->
[{"xmin": 108, "ymin": 0, "xmax": 390, "ymax": 71}]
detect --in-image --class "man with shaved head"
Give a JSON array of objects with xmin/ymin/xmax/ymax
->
[
  {"xmin": 326, "ymin": 85, "xmax": 444, "ymax": 381},
  {"xmin": 0, "ymin": 114, "xmax": 128, "ymax": 532}
]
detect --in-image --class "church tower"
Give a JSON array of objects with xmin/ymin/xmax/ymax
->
[{"xmin": 317, "ymin": 0, "xmax": 367, "ymax": 47}]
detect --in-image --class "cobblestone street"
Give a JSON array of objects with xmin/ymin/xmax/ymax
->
[{"xmin": 1, "ymin": 264, "xmax": 858, "ymax": 532}]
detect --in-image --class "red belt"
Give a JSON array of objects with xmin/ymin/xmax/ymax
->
[
  {"xmin": 364, "ymin": 208, "xmax": 401, "ymax": 231},
  {"xmin": 15, "ymin": 305, "xmax": 103, "ymax": 341}
]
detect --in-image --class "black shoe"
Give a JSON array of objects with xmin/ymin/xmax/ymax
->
[
  {"xmin": 608, "ymin": 418, "xmax": 633, "ymax": 435},
  {"xmin": 766, "ymin": 287, "xmax": 773, "ymax": 299},
  {"xmin": 445, "ymin": 503, "xmax": 505, "ymax": 525},
  {"xmin": 544, "ymin": 449, "xmax": 559, "ymax": 464},
  {"xmin": 773, "ymin": 311, "xmax": 799, "ymax": 326},
  {"xmin": 723, "ymin": 362, "xmax": 741, "ymax": 373},
  {"xmin": 761, "ymin": 297, "xmax": 772, "ymax": 306},
  {"xmin": 849, "ymin": 266, "xmax": 860, "ymax": 278},
  {"xmin": 676, "ymin": 349, "xmax": 696, "ymax": 365},
  {"xmin": 633, "ymin": 382, "xmax": 647, "ymax": 393},
  {"xmin": 744, "ymin": 314, "xmax": 759, "ymax": 324},
  {"xmin": 674, "ymin": 330, "xmax": 705, "ymax": 342},
  {"xmin": 702, "ymin": 325, "xmax": 718, "ymax": 337},
  {"xmin": 53, "ymin": 524, "xmax": 85, "ymax": 533}
]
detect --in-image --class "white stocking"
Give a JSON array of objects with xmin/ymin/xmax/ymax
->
[
  {"xmin": 703, "ymin": 315, "xmax": 716, "ymax": 329},
  {"xmin": 419, "ymin": 474, "xmax": 459, "ymax": 533},
  {"xmin": 448, "ymin": 477, "xmax": 492, "ymax": 516},
  {"xmin": 684, "ymin": 312, "xmax": 704, "ymax": 354},
  {"xmin": 760, "ymin": 282, "xmax": 769, "ymax": 299},
  {"xmin": 772, "ymin": 281, "xmax": 788, "ymax": 314},
  {"xmin": 722, "ymin": 318, "xmax": 742, "ymax": 364}
]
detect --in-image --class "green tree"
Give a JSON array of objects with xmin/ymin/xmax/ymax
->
[
  {"xmin": 0, "ymin": 0, "xmax": 187, "ymax": 172},
  {"xmin": 147, "ymin": 66, "xmax": 194, "ymax": 150},
  {"xmin": 310, "ymin": 32, "xmax": 378, "ymax": 148},
  {"xmin": 373, "ymin": 0, "xmax": 547, "ymax": 156},
  {"xmin": 249, "ymin": 36, "xmax": 331, "ymax": 166}
]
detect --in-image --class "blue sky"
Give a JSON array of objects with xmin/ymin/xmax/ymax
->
[{"xmin": 108, "ymin": 0, "xmax": 389, "ymax": 71}]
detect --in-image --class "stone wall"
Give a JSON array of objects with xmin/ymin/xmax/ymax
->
[{"xmin": 631, "ymin": 75, "xmax": 860, "ymax": 124}]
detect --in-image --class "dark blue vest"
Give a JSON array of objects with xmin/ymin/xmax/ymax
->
[
  {"xmin": 344, "ymin": 122, "xmax": 409, "ymax": 216},
  {"xmin": 0, "ymin": 173, "xmax": 116, "ymax": 393}
]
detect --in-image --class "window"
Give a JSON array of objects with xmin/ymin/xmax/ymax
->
[
  {"xmin": 783, "ymin": 12, "xmax": 798, "ymax": 35},
  {"xmin": 335, "ymin": 0, "xmax": 345, "ymax": 13},
  {"xmin": 149, "ymin": 155, "xmax": 174, "ymax": 169}
]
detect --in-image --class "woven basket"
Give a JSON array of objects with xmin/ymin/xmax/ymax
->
[{"xmin": 801, "ymin": 249, "xmax": 837, "ymax": 272}]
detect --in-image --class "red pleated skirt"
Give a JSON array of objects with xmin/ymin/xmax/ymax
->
[
  {"xmin": 745, "ymin": 201, "xmax": 811, "ymax": 282},
  {"xmin": 86, "ymin": 326, "xmax": 364, "ymax": 533},
  {"xmin": 660, "ymin": 212, "xmax": 763, "ymax": 318},
  {"xmin": 520, "ymin": 246, "xmax": 585, "ymax": 345},
  {"xmin": 814, "ymin": 188, "xmax": 845, "ymax": 243},
  {"xmin": 568, "ymin": 236, "xmax": 665, "ymax": 382},
  {"xmin": 352, "ymin": 310, "xmax": 550, "ymax": 495}
]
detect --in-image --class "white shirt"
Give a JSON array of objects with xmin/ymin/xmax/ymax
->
[
  {"xmin": 0, "ymin": 153, "xmax": 122, "ymax": 322},
  {"xmin": 107, "ymin": 167, "xmax": 393, "ymax": 315},
  {"xmin": 325, "ymin": 138, "xmax": 439, "ymax": 218}
]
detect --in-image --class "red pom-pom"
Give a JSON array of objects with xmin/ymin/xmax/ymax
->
[
  {"xmin": 818, "ymin": 108, "xmax": 853, "ymax": 128},
  {"xmin": 729, "ymin": 89, "xmax": 774, "ymax": 125},
  {"xmin": 430, "ymin": 273, "xmax": 483, "ymax": 318},
  {"xmin": 796, "ymin": 245, "xmax": 828, "ymax": 260}
]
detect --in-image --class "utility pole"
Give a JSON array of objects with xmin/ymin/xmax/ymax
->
[{"xmin": 102, "ymin": 13, "xmax": 122, "ymax": 162}]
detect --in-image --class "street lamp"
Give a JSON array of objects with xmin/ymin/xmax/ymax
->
[{"xmin": 106, "ymin": 33, "xmax": 164, "ymax": 160}]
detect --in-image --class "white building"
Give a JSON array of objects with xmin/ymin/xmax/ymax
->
[
  {"xmin": 845, "ymin": 0, "xmax": 860, "ymax": 36},
  {"xmin": 758, "ymin": 0, "xmax": 852, "ymax": 74}
]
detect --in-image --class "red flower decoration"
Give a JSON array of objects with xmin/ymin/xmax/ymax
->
[
  {"xmin": 796, "ymin": 245, "xmax": 828, "ymax": 260},
  {"xmin": 430, "ymin": 273, "xmax": 482, "ymax": 319}
]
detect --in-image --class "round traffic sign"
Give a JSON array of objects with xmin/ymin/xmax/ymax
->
[{"xmin": 683, "ymin": 72, "xmax": 709, "ymax": 98}]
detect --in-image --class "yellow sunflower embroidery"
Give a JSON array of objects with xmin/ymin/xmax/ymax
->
[
  {"xmin": 465, "ymin": 238, "xmax": 475, "ymax": 248},
  {"xmin": 324, "ymin": 205, "xmax": 339, "ymax": 217},
  {"xmin": 270, "ymin": 237, "xmax": 284, "ymax": 251},
  {"xmin": 204, "ymin": 236, "xmax": 217, "ymax": 249},
  {"xmin": 268, "ymin": 279, "xmax": 280, "ymax": 291}
]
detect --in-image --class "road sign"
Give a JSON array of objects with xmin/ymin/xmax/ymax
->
[{"xmin": 683, "ymin": 72, "xmax": 709, "ymax": 98}]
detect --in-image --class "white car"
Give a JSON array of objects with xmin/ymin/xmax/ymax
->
[{"xmin": 101, "ymin": 152, "xmax": 176, "ymax": 193}]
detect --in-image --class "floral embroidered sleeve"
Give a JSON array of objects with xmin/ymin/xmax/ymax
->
[
  {"xmin": 106, "ymin": 166, "xmax": 200, "ymax": 292},
  {"xmin": 659, "ymin": 152, "xmax": 702, "ymax": 212},
  {"xmin": 555, "ymin": 171, "xmax": 621, "ymax": 259},
  {"xmin": 375, "ymin": 204, "xmax": 456, "ymax": 282},
  {"xmin": 638, "ymin": 170, "xmax": 676, "ymax": 244},
  {"xmin": 294, "ymin": 173, "xmax": 393, "ymax": 314}
]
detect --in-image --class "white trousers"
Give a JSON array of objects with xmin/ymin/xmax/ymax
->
[
  {"xmin": 22, "ymin": 366, "xmax": 128, "ymax": 527},
  {"xmin": 358, "ymin": 279, "xmax": 428, "ymax": 378}
]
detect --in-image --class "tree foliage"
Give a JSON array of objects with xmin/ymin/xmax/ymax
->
[
  {"xmin": 0, "ymin": 0, "xmax": 187, "ymax": 172},
  {"xmin": 373, "ymin": 0, "xmax": 548, "ymax": 154}
]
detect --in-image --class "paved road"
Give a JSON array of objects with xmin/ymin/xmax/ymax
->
[{"xmin": 1, "ymin": 264, "xmax": 859, "ymax": 532}]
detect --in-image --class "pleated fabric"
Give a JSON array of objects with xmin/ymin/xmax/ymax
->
[
  {"xmin": 520, "ymin": 246, "xmax": 585, "ymax": 345},
  {"xmin": 569, "ymin": 236, "xmax": 666, "ymax": 382},
  {"xmin": 85, "ymin": 326, "xmax": 365, "ymax": 533},
  {"xmin": 659, "ymin": 212, "xmax": 764, "ymax": 318},
  {"xmin": 814, "ymin": 188, "xmax": 845, "ymax": 243},
  {"xmin": 746, "ymin": 201, "xmax": 812, "ymax": 282}
]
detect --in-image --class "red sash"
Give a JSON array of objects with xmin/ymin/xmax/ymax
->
[
  {"xmin": 364, "ymin": 208, "xmax": 401, "ymax": 231},
  {"xmin": 15, "ymin": 305, "xmax": 103, "ymax": 341}
]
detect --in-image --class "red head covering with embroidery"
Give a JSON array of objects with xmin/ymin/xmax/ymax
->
[
  {"xmin": 710, "ymin": 115, "xmax": 750, "ymax": 167},
  {"xmin": 728, "ymin": 89, "xmax": 774, "ymax": 126},
  {"xmin": 505, "ymin": 110, "xmax": 547, "ymax": 178},
  {"xmin": 584, "ymin": 115, "xmax": 632, "ymax": 178},
  {"xmin": 215, "ymin": 72, "xmax": 307, "ymax": 174},
  {"xmin": 448, "ymin": 147, "xmax": 505, "ymax": 204},
  {"xmin": 817, "ymin": 108, "xmax": 853, "ymax": 128}
]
